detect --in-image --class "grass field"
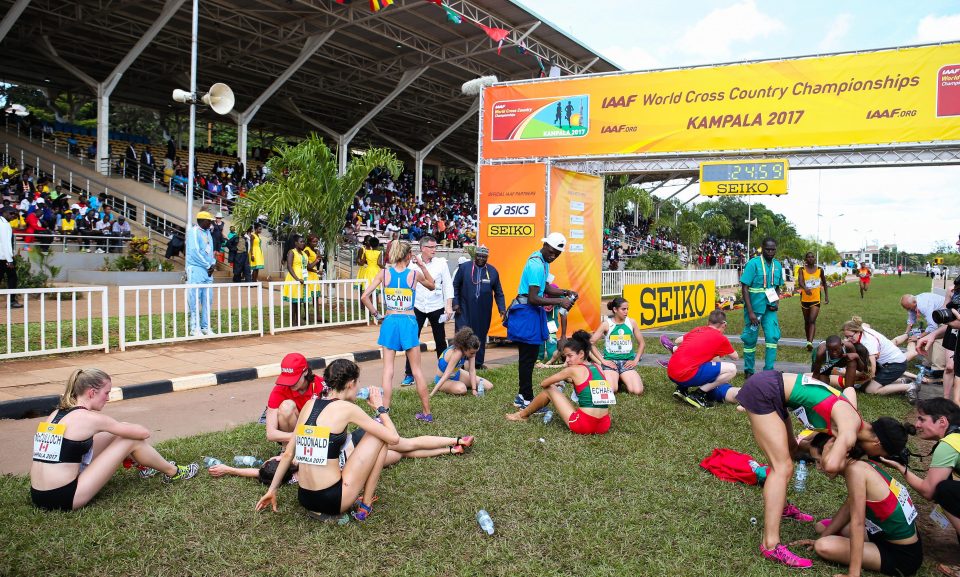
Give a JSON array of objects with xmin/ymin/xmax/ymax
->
[{"xmin": 0, "ymin": 274, "xmax": 947, "ymax": 576}]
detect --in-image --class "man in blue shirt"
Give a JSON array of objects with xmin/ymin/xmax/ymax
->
[
  {"xmin": 740, "ymin": 237, "xmax": 783, "ymax": 376},
  {"xmin": 186, "ymin": 211, "xmax": 217, "ymax": 336},
  {"xmin": 506, "ymin": 232, "xmax": 577, "ymax": 408}
]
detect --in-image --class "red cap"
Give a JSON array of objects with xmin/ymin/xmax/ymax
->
[{"xmin": 276, "ymin": 353, "xmax": 308, "ymax": 386}]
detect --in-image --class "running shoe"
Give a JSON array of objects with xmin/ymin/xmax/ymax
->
[
  {"xmin": 657, "ymin": 359, "xmax": 669, "ymax": 369},
  {"xmin": 138, "ymin": 460, "xmax": 173, "ymax": 479},
  {"xmin": 673, "ymin": 388, "xmax": 712, "ymax": 409},
  {"xmin": 805, "ymin": 341, "xmax": 813, "ymax": 352},
  {"xmin": 744, "ymin": 370, "xmax": 755, "ymax": 379},
  {"xmin": 163, "ymin": 462, "xmax": 200, "ymax": 483},
  {"xmin": 759, "ymin": 543, "xmax": 812, "ymax": 568},
  {"xmin": 659, "ymin": 334, "xmax": 675, "ymax": 353},
  {"xmin": 782, "ymin": 503, "xmax": 814, "ymax": 522},
  {"xmin": 905, "ymin": 382, "xmax": 919, "ymax": 405},
  {"xmin": 414, "ymin": 412, "xmax": 434, "ymax": 423},
  {"xmin": 513, "ymin": 394, "xmax": 530, "ymax": 409},
  {"xmin": 401, "ymin": 375, "xmax": 415, "ymax": 386}
]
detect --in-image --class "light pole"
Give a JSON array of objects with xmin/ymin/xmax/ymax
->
[
  {"xmin": 853, "ymin": 228, "xmax": 873, "ymax": 265},
  {"xmin": 817, "ymin": 212, "xmax": 843, "ymax": 264}
]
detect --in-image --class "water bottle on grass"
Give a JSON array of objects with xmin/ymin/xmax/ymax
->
[
  {"xmin": 794, "ymin": 460, "xmax": 808, "ymax": 492},
  {"xmin": 542, "ymin": 410, "xmax": 553, "ymax": 425},
  {"xmin": 202, "ymin": 456, "xmax": 223, "ymax": 468},
  {"xmin": 234, "ymin": 455, "xmax": 264, "ymax": 467},
  {"xmin": 477, "ymin": 381, "xmax": 485, "ymax": 397},
  {"xmin": 476, "ymin": 509, "xmax": 494, "ymax": 535}
]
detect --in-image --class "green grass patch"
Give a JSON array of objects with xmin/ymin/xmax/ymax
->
[{"xmin": 0, "ymin": 364, "xmax": 930, "ymax": 576}]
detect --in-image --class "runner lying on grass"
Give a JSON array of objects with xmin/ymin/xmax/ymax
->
[
  {"xmin": 737, "ymin": 370, "xmax": 912, "ymax": 569},
  {"xmin": 792, "ymin": 432, "xmax": 922, "ymax": 577},
  {"xmin": 255, "ymin": 359, "xmax": 399, "ymax": 521},
  {"xmin": 506, "ymin": 330, "xmax": 613, "ymax": 435},
  {"xmin": 30, "ymin": 369, "xmax": 199, "ymax": 512}
]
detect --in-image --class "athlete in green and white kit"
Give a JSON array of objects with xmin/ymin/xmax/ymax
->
[{"xmin": 740, "ymin": 238, "xmax": 783, "ymax": 377}]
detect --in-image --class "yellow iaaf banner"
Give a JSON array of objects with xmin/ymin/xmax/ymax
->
[
  {"xmin": 622, "ymin": 280, "xmax": 716, "ymax": 329},
  {"xmin": 482, "ymin": 43, "xmax": 960, "ymax": 159}
]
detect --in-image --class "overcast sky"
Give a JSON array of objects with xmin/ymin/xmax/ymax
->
[{"xmin": 520, "ymin": 0, "xmax": 960, "ymax": 253}]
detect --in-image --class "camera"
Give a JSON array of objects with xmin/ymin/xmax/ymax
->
[{"xmin": 932, "ymin": 293, "xmax": 960, "ymax": 325}]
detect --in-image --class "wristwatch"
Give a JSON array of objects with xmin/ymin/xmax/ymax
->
[{"xmin": 376, "ymin": 406, "xmax": 390, "ymax": 415}]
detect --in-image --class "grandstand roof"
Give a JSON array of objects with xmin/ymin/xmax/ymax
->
[{"xmin": 0, "ymin": 0, "xmax": 620, "ymax": 165}]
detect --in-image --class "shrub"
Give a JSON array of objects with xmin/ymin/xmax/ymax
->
[{"xmin": 626, "ymin": 250, "xmax": 681, "ymax": 271}]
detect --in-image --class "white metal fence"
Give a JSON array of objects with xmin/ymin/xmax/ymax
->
[
  {"xmin": 118, "ymin": 282, "xmax": 263, "ymax": 350},
  {"xmin": 1, "ymin": 286, "xmax": 109, "ymax": 359},
  {"xmin": 267, "ymin": 279, "xmax": 370, "ymax": 334},
  {"xmin": 601, "ymin": 269, "xmax": 740, "ymax": 297}
]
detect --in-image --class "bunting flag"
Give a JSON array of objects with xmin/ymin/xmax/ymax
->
[
  {"xmin": 443, "ymin": 5, "xmax": 462, "ymax": 24},
  {"xmin": 476, "ymin": 22, "xmax": 510, "ymax": 54},
  {"xmin": 516, "ymin": 41, "xmax": 527, "ymax": 55},
  {"xmin": 369, "ymin": 0, "xmax": 393, "ymax": 11},
  {"xmin": 424, "ymin": 0, "xmax": 442, "ymax": 4},
  {"xmin": 335, "ymin": 0, "xmax": 352, "ymax": 4}
]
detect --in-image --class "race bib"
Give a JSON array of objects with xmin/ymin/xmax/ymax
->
[
  {"xmin": 931, "ymin": 505, "xmax": 951, "ymax": 529},
  {"xmin": 547, "ymin": 320, "xmax": 558, "ymax": 334},
  {"xmin": 384, "ymin": 287, "xmax": 413, "ymax": 311},
  {"xmin": 589, "ymin": 379, "xmax": 616, "ymax": 406},
  {"xmin": 294, "ymin": 424, "xmax": 330, "ymax": 466},
  {"xmin": 764, "ymin": 288, "xmax": 779, "ymax": 303},
  {"xmin": 865, "ymin": 519, "xmax": 883, "ymax": 535},
  {"xmin": 33, "ymin": 422, "xmax": 66, "ymax": 462},
  {"xmin": 889, "ymin": 478, "xmax": 918, "ymax": 525},
  {"xmin": 804, "ymin": 278, "xmax": 821, "ymax": 289},
  {"xmin": 792, "ymin": 407, "xmax": 815, "ymax": 430},
  {"xmin": 607, "ymin": 334, "xmax": 633, "ymax": 355}
]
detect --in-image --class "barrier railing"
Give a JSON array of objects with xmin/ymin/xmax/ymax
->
[
  {"xmin": 601, "ymin": 268, "xmax": 740, "ymax": 297},
  {"xmin": 267, "ymin": 279, "xmax": 370, "ymax": 334},
  {"xmin": 0, "ymin": 286, "xmax": 109, "ymax": 360},
  {"xmin": 118, "ymin": 282, "xmax": 263, "ymax": 350}
]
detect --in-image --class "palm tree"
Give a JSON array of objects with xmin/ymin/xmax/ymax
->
[
  {"xmin": 604, "ymin": 182, "xmax": 652, "ymax": 228},
  {"xmin": 232, "ymin": 133, "xmax": 402, "ymax": 273}
]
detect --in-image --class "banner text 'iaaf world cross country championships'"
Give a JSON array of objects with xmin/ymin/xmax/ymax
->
[{"xmin": 482, "ymin": 43, "xmax": 960, "ymax": 159}]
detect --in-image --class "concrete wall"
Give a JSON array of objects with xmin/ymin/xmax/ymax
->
[{"xmin": 67, "ymin": 270, "xmax": 183, "ymax": 286}]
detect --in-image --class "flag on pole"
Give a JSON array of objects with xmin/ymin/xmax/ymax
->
[
  {"xmin": 424, "ymin": 0, "xmax": 442, "ymax": 5},
  {"xmin": 369, "ymin": 0, "xmax": 393, "ymax": 11}
]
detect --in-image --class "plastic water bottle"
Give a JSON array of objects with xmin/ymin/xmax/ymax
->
[
  {"xmin": 357, "ymin": 387, "xmax": 370, "ymax": 400},
  {"xmin": 748, "ymin": 459, "xmax": 768, "ymax": 485},
  {"xmin": 477, "ymin": 381, "xmax": 485, "ymax": 397},
  {"xmin": 542, "ymin": 410, "xmax": 553, "ymax": 425},
  {"xmin": 476, "ymin": 509, "xmax": 495, "ymax": 535},
  {"xmin": 794, "ymin": 460, "xmax": 808, "ymax": 492},
  {"xmin": 202, "ymin": 456, "xmax": 223, "ymax": 468},
  {"xmin": 915, "ymin": 367, "xmax": 926, "ymax": 386},
  {"xmin": 233, "ymin": 455, "xmax": 264, "ymax": 467}
]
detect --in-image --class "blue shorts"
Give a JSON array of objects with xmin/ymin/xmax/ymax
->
[
  {"xmin": 377, "ymin": 314, "xmax": 420, "ymax": 351},
  {"xmin": 672, "ymin": 362, "xmax": 722, "ymax": 389}
]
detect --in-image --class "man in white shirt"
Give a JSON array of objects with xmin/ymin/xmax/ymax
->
[
  {"xmin": 402, "ymin": 234, "xmax": 454, "ymax": 385},
  {"xmin": 0, "ymin": 206, "xmax": 21, "ymax": 307},
  {"xmin": 845, "ymin": 322, "xmax": 909, "ymax": 396}
]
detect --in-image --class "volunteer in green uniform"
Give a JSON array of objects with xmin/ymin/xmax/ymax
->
[
  {"xmin": 590, "ymin": 297, "xmax": 645, "ymax": 395},
  {"xmin": 740, "ymin": 237, "xmax": 783, "ymax": 377},
  {"xmin": 879, "ymin": 398, "xmax": 960, "ymax": 574}
]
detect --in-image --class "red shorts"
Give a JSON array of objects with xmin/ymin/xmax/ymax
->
[
  {"xmin": 860, "ymin": 277, "xmax": 871, "ymax": 284},
  {"xmin": 567, "ymin": 409, "xmax": 610, "ymax": 435}
]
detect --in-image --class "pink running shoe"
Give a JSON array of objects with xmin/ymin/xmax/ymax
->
[
  {"xmin": 782, "ymin": 503, "xmax": 814, "ymax": 522},
  {"xmin": 660, "ymin": 334, "xmax": 675, "ymax": 353},
  {"xmin": 657, "ymin": 359, "xmax": 669, "ymax": 368},
  {"xmin": 818, "ymin": 518, "xmax": 832, "ymax": 528},
  {"xmin": 759, "ymin": 543, "xmax": 813, "ymax": 568}
]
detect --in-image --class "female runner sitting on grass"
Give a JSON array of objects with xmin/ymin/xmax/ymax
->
[
  {"xmin": 255, "ymin": 359, "xmax": 399, "ymax": 521},
  {"xmin": 737, "ymin": 370, "xmax": 913, "ymax": 568},
  {"xmin": 793, "ymin": 432, "xmax": 922, "ymax": 577},
  {"xmin": 30, "ymin": 369, "xmax": 199, "ymax": 511},
  {"xmin": 430, "ymin": 327, "xmax": 493, "ymax": 397},
  {"xmin": 590, "ymin": 297, "xmax": 645, "ymax": 396},
  {"xmin": 505, "ymin": 330, "xmax": 613, "ymax": 435}
]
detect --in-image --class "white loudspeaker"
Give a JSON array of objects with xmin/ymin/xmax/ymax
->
[
  {"xmin": 548, "ymin": 65, "xmax": 561, "ymax": 78},
  {"xmin": 745, "ymin": 218, "xmax": 758, "ymax": 226},
  {"xmin": 172, "ymin": 88, "xmax": 194, "ymax": 104},
  {"xmin": 461, "ymin": 75, "xmax": 499, "ymax": 95},
  {"xmin": 202, "ymin": 83, "xmax": 235, "ymax": 115}
]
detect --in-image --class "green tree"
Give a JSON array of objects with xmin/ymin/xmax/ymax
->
[
  {"xmin": 604, "ymin": 180, "xmax": 652, "ymax": 227},
  {"xmin": 231, "ymin": 134, "xmax": 402, "ymax": 271}
]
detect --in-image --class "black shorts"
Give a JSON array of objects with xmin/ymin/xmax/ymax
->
[
  {"xmin": 934, "ymin": 478, "xmax": 960, "ymax": 518},
  {"xmin": 870, "ymin": 534, "xmax": 923, "ymax": 577},
  {"xmin": 875, "ymin": 362, "xmax": 907, "ymax": 385},
  {"xmin": 736, "ymin": 370, "xmax": 788, "ymax": 420},
  {"xmin": 945, "ymin": 329, "xmax": 959, "ymax": 357},
  {"xmin": 298, "ymin": 481, "xmax": 343, "ymax": 516},
  {"xmin": 800, "ymin": 300, "xmax": 821, "ymax": 310},
  {"xmin": 31, "ymin": 477, "xmax": 78, "ymax": 512}
]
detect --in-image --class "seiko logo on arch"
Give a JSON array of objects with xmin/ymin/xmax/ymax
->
[{"xmin": 488, "ymin": 203, "xmax": 536, "ymax": 218}]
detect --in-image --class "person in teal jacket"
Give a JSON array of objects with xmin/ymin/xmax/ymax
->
[{"xmin": 740, "ymin": 238, "xmax": 783, "ymax": 377}]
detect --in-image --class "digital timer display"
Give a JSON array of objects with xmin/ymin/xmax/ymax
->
[{"xmin": 701, "ymin": 161, "xmax": 786, "ymax": 182}]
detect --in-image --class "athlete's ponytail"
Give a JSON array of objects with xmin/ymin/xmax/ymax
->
[
  {"xmin": 562, "ymin": 330, "xmax": 592, "ymax": 357},
  {"xmin": 58, "ymin": 368, "xmax": 110, "ymax": 410}
]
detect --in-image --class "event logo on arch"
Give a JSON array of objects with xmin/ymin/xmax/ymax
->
[
  {"xmin": 938, "ymin": 64, "xmax": 960, "ymax": 117},
  {"xmin": 490, "ymin": 95, "xmax": 589, "ymax": 141}
]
